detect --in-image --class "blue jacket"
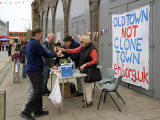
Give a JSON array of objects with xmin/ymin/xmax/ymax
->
[
  {"xmin": 69, "ymin": 40, "xmax": 80, "ymax": 67},
  {"xmin": 26, "ymin": 38, "xmax": 57, "ymax": 72}
]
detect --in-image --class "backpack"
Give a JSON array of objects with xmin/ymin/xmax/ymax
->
[{"xmin": 70, "ymin": 82, "xmax": 76, "ymax": 95}]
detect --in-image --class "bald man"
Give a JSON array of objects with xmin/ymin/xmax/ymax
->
[{"xmin": 42, "ymin": 33, "xmax": 55, "ymax": 95}]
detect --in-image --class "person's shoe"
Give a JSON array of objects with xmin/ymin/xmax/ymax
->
[
  {"xmin": 82, "ymin": 102, "xmax": 93, "ymax": 108},
  {"xmin": 43, "ymin": 93, "xmax": 50, "ymax": 96},
  {"xmin": 20, "ymin": 112, "xmax": 35, "ymax": 120},
  {"xmin": 82, "ymin": 99, "xmax": 86, "ymax": 102},
  {"xmin": 46, "ymin": 90, "xmax": 51, "ymax": 94},
  {"xmin": 34, "ymin": 110, "xmax": 49, "ymax": 117},
  {"xmin": 73, "ymin": 92, "xmax": 83, "ymax": 97},
  {"xmin": 43, "ymin": 90, "xmax": 51, "ymax": 96}
]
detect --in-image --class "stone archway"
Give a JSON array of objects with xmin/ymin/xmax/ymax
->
[
  {"xmin": 54, "ymin": 0, "xmax": 65, "ymax": 44},
  {"xmin": 46, "ymin": 7, "xmax": 53, "ymax": 34},
  {"xmin": 68, "ymin": 0, "xmax": 90, "ymax": 43}
]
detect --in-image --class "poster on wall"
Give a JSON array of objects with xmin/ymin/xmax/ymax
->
[
  {"xmin": 112, "ymin": 5, "xmax": 150, "ymax": 90},
  {"xmin": 56, "ymin": 32, "xmax": 61, "ymax": 40},
  {"xmin": 56, "ymin": 32, "xmax": 61, "ymax": 43}
]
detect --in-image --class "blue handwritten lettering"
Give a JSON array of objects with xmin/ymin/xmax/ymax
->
[
  {"xmin": 124, "ymin": 38, "xmax": 130, "ymax": 50},
  {"xmin": 115, "ymin": 50, "xmax": 140, "ymax": 64},
  {"xmin": 120, "ymin": 51, "xmax": 125, "ymax": 63},
  {"xmin": 115, "ymin": 50, "xmax": 120, "ymax": 62},
  {"xmin": 113, "ymin": 16, "xmax": 126, "ymax": 27},
  {"xmin": 130, "ymin": 38, "xmax": 136, "ymax": 51},
  {"xmin": 126, "ymin": 8, "xmax": 149, "ymax": 26},
  {"xmin": 114, "ymin": 37, "xmax": 119, "ymax": 49},
  {"xmin": 133, "ymin": 52, "xmax": 140, "ymax": 64},
  {"xmin": 126, "ymin": 52, "xmax": 132, "ymax": 63},
  {"xmin": 136, "ymin": 38, "xmax": 142, "ymax": 52},
  {"xmin": 120, "ymin": 38, "xmax": 123, "ymax": 50}
]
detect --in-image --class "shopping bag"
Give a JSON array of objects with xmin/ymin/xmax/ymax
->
[
  {"xmin": 49, "ymin": 78, "xmax": 62, "ymax": 109},
  {"xmin": 15, "ymin": 63, "xmax": 19, "ymax": 73}
]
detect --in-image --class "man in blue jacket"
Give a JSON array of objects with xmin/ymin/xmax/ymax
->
[
  {"xmin": 20, "ymin": 28, "xmax": 61, "ymax": 120},
  {"xmin": 63, "ymin": 35, "xmax": 83, "ymax": 97}
]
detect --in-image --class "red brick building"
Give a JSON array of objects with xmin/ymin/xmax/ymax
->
[{"xmin": 9, "ymin": 32, "xmax": 27, "ymax": 43}]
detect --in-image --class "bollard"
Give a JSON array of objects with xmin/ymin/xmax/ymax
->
[
  {"xmin": 13, "ymin": 60, "xmax": 20, "ymax": 83},
  {"xmin": 0, "ymin": 90, "xmax": 6, "ymax": 120}
]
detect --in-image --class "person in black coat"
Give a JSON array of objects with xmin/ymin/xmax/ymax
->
[
  {"xmin": 63, "ymin": 35, "xmax": 83, "ymax": 97},
  {"xmin": 20, "ymin": 40, "xmax": 28, "ymax": 79}
]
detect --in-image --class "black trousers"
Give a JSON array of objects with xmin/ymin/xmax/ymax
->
[{"xmin": 23, "ymin": 71, "xmax": 43, "ymax": 114}]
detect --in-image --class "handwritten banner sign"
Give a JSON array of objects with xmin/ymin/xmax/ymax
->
[{"xmin": 112, "ymin": 5, "xmax": 150, "ymax": 90}]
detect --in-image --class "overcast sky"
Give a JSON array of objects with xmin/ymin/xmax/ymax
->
[{"xmin": 0, "ymin": 0, "xmax": 33, "ymax": 32}]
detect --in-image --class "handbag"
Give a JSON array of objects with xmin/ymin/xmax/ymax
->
[{"xmin": 81, "ymin": 66, "xmax": 102, "ymax": 83}]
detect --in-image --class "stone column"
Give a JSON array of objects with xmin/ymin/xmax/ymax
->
[
  {"xmin": 32, "ymin": 1, "xmax": 40, "ymax": 29},
  {"xmin": 89, "ymin": 0, "xmax": 99, "ymax": 49},
  {"xmin": 62, "ymin": 0, "xmax": 71, "ymax": 37}
]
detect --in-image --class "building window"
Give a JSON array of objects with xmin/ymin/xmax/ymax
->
[
  {"xmin": 14, "ymin": 33, "xmax": 18, "ymax": 36},
  {"xmin": 9, "ymin": 33, "xmax": 13, "ymax": 36},
  {"xmin": 19, "ymin": 33, "xmax": 23, "ymax": 36}
]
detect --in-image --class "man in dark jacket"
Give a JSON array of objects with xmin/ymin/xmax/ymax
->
[
  {"xmin": 63, "ymin": 35, "xmax": 83, "ymax": 97},
  {"xmin": 7, "ymin": 43, "xmax": 12, "ymax": 56},
  {"xmin": 20, "ymin": 28, "xmax": 61, "ymax": 120},
  {"xmin": 42, "ymin": 33, "xmax": 55, "ymax": 95}
]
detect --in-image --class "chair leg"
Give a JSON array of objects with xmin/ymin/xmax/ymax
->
[
  {"xmin": 98, "ymin": 83, "xmax": 103, "ymax": 87},
  {"xmin": 97, "ymin": 89, "xmax": 104, "ymax": 110},
  {"xmin": 115, "ymin": 91, "xmax": 120, "ymax": 98},
  {"xmin": 103, "ymin": 90, "xmax": 108, "ymax": 103},
  {"xmin": 116, "ymin": 91, "xmax": 125, "ymax": 104},
  {"xmin": 95, "ymin": 84, "xmax": 98, "ymax": 89},
  {"xmin": 108, "ymin": 92, "xmax": 121, "ymax": 112}
]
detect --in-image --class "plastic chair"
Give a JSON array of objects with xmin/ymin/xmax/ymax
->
[
  {"xmin": 93, "ymin": 68, "xmax": 115, "ymax": 97},
  {"xmin": 97, "ymin": 76, "xmax": 125, "ymax": 112},
  {"xmin": 98, "ymin": 68, "xmax": 115, "ymax": 84}
]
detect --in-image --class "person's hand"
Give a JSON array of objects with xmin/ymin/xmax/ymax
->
[
  {"xmin": 68, "ymin": 57, "xmax": 71, "ymax": 60},
  {"xmin": 57, "ymin": 51, "xmax": 64, "ymax": 57},
  {"xmin": 61, "ymin": 48, "xmax": 66, "ymax": 52},
  {"xmin": 57, "ymin": 53, "xmax": 64, "ymax": 57},
  {"xmin": 53, "ymin": 47, "xmax": 57, "ymax": 52},
  {"xmin": 52, "ymin": 65, "xmax": 58, "ymax": 70},
  {"xmin": 56, "ymin": 50, "xmax": 62, "ymax": 56},
  {"xmin": 80, "ymin": 64, "xmax": 87, "ymax": 71}
]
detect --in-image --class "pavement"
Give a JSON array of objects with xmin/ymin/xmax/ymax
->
[{"xmin": 0, "ymin": 52, "xmax": 160, "ymax": 120}]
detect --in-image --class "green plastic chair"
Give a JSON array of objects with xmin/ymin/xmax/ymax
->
[
  {"xmin": 97, "ymin": 76, "xmax": 125, "ymax": 112},
  {"xmin": 98, "ymin": 68, "xmax": 115, "ymax": 84},
  {"xmin": 93, "ymin": 68, "xmax": 115, "ymax": 97}
]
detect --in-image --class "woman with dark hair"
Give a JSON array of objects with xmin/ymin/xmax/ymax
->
[{"xmin": 63, "ymin": 35, "xmax": 84, "ymax": 97}]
